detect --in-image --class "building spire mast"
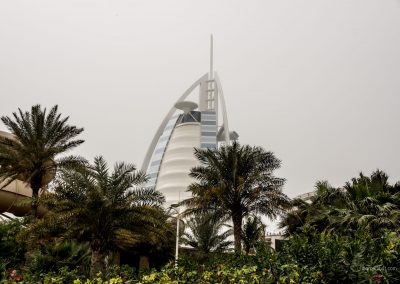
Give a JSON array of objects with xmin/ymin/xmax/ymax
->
[{"xmin": 210, "ymin": 34, "xmax": 214, "ymax": 80}]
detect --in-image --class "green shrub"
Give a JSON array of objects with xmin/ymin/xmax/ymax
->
[
  {"xmin": 26, "ymin": 241, "xmax": 90, "ymax": 276},
  {"xmin": 136, "ymin": 227, "xmax": 399, "ymax": 283},
  {"xmin": 0, "ymin": 219, "xmax": 27, "ymax": 271},
  {"xmin": 1, "ymin": 221, "xmax": 399, "ymax": 283}
]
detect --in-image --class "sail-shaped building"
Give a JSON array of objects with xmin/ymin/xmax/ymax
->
[{"xmin": 142, "ymin": 37, "xmax": 238, "ymax": 206}]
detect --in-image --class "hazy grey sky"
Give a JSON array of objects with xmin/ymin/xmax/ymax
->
[{"xmin": 1, "ymin": 0, "xmax": 399, "ymax": 198}]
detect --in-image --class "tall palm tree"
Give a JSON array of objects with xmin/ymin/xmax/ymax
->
[
  {"xmin": 182, "ymin": 142, "xmax": 289, "ymax": 252},
  {"xmin": 0, "ymin": 105, "xmax": 84, "ymax": 218},
  {"xmin": 181, "ymin": 213, "xmax": 232, "ymax": 255},
  {"xmin": 31, "ymin": 156, "xmax": 166, "ymax": 276},
  {"xmin": 241, "ymin": 215, "xmax": 265, "ymax": 255}
]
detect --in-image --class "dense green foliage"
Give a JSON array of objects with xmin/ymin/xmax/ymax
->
[
  {"xmin": 0, "ymin": 219, "xmax": 26, "ymax": 273},
  {"xmin": 1, "ymin": 225, "xmax": 399, "ymax": 283},
  {"xmin": 138, "ymin": 227, "xmax": 400, "ymax": 283},
  {"xmin": 27, "ymin": 241, "xmax": 90, "ymax": 276}
]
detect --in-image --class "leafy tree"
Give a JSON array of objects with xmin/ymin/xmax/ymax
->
[
  {"xmin": 241, "ymin": 215, "xmax": 265, "ymax": 255},
  {"xmin": 182, "ymin": 142, "xmax": 289, "ymax": 252},
  {"xmin": 181, "ymin": 213, "xmax": 232, "ymax": 255},
  {"xmin": 0, "ymin": 105, "xmax": 85, "ymax": 219},
  {"xmin": 29, "ymin": 156, "xmax": 166, "ymax": 276}
]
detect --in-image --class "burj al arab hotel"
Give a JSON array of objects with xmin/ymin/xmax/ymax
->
[{"xmin": 142, "ymin": 36, "xmax": 238, "ymax": 206}]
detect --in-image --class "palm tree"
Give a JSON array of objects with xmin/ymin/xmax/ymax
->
[
  {"xmin": 279, "ymin": 181, "xmax": 341, "ymax": 235},
  {"xmin": 280, "ymin": 170, "xmax": 400, "ymax": 236},
  {"xmin": 0, "ymin": 105, "xmax": 84, "ymax": 219},
  {"xmin": 334, "ymin": 170, "xmax": 400, "ymax": 234},
  {"xmin": 182, "ymin": 142, "xmax": 289, "ymax": 252},
  {"xmin": 278, "ymin": 198, "xmax": 311, "ymax": 236},
  {"xmin": 241, "ymin": 215, "xmax": 265, "ymax": 255},
  {"xmin": 181, "ymin": 213, "xmax": 232, "ymax": 255},
  {"xmin": 31, "ymin": 156, "xmax": 166, "ymax": 276}
]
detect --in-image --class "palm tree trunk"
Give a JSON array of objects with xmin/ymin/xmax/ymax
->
[
  {"xmin": 109, "ymin": 251, "xmax": 120, "ymax": 266},
  {"xmin": 139, "ymin": 255, "xmax": 150, "ymax": 269},
  {"xmin": 245, "ymin": 245, "xmax": 250, "ymax": 255},
  {"xmin": 90, "ymin": 248, "xmax": 105, "ymax": 277},
  {"xmin": 232, "ymin": 214, "xmax": 243, "ymax": 253},
  {"xmin": 30, "ymin": 182, "xmax": 41, "ymax": 220}
]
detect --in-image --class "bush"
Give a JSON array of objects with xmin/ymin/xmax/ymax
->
[
  {"xmin": 0, "ymin": 219, "xmax": 27, "ymax": 271},
  {"xmin": 139, "ymin": 262, "xmax": 262, "ymax": 284},
  {"xmin": 26, "ymin": 241, "xmax": 90, "ymax": 276},
  {"xmin": 1, "ymin": 222, "xmax": 399, "ymax": 283},
  {"xmin": 136, "ymin": 227, "xmax": 400, "ymax": 283},
  {"xmin": 278, "ymin": 226, "xmax": 400, "ymax": 283}
]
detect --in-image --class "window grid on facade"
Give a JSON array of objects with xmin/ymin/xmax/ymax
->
[
  {"xmin": 145, "ymin": 115, "xmax": 179, "ymax": 188},
  {"xmin": 200, "ymin": 111, "xmax": 217, "ymax": 150}
]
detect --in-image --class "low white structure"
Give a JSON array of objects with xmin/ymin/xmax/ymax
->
[
  {"xmin": 295, "ymin": 191, "xmax": 316, "ymax": 203},
  {"xmin": 0, "ymin": 130, "xmax": 33, "ymax": 216},
  {"xmin": 265, "ymin": 232, "xmax": 286, "ymax": 250}
]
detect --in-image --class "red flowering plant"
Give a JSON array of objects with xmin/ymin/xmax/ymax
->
[
  {"xmin": 372, "ymin": 272, "xmax": 384, "ymax": 284},
  {"xmin": 6, "ymin": 268, "xmax": 23, "ymax": 282}
]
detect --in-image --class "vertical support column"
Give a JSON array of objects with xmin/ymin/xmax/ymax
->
[
  {"xmin": 205, "ymin": 35, "xmax": 215, "ymax": 112},
  {"xmin": 199, "ymin": 35, "xmax": 216, "ymax": 112},
  {"xmin": 199, "ymin": 80, "xmax": 208, "ymax": 111},
  {"xmin": 214, "ymin": 72, "xmax": 230, "ymax": 145}
]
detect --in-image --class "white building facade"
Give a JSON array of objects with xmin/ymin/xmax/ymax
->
[{"xmin": 142, "ymin": 50, "xmax": 238, "ymax": 206}]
